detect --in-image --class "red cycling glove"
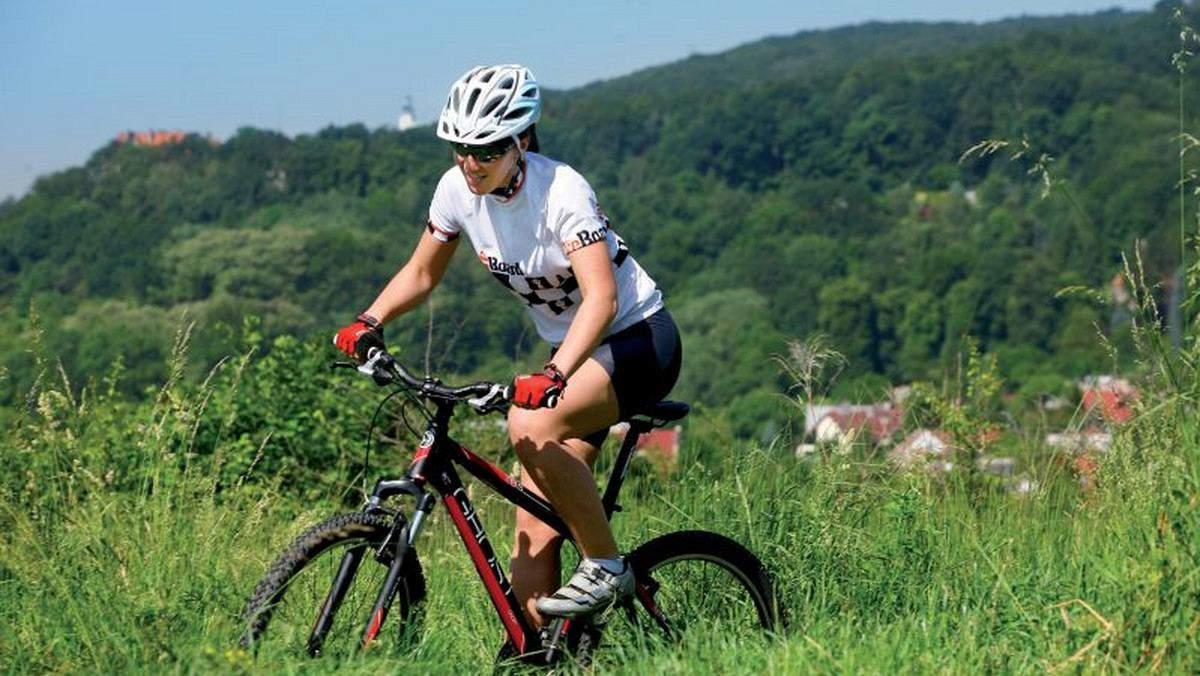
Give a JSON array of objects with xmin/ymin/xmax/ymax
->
[
  {"xmin": 511, "ymin": 364, "xmax": 567, "ymax": 409},
  {"xmin": 333, "ymin": 313, "xmax": 385, "ymax": 361}
]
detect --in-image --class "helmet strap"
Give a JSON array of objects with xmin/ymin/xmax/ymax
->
[{"xmin": 491, "ymin": 145, "xmax": 526, "ymax": 200}]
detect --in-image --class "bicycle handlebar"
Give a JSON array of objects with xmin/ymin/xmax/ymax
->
[{"xmin": 334, "ymin": 348, "xmax": 511, "ymax": 414}]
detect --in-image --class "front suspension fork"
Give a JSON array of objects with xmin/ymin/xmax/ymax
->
[{"xmin": 360, "ymin": 492, "xmax": 437, "ymax": 648}]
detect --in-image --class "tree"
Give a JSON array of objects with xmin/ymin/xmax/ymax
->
[
  {"xmin": 897, "ymin": 290, "xmax": 944, "ymax": 380},
  {"xmin": 817, "ymin": 276, "xmax": 876, "ymax": 376},
  {"xmin": 672, "ymin": 289, "xmax": 785, "ymax": 408}
]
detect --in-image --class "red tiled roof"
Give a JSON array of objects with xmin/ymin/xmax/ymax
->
[
  {"xmin": 1081, "ymin": 387, "xmax": 1137, "ymax": 424},
  {"xmin": 823, "ymin": 406, "xmax": 904, "ymax": 443},
  {"xmin": 637, "ymin": 429, "xmax": 679, "ymax": 454}
]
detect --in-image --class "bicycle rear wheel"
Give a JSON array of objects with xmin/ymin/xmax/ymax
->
[
  {"xmin": 239, "ymin": 512, "xmax": 426, "ymax": 660},
  {"xmin": 586, "ymin": 530, "xmax": 783, "ymax": 663}
]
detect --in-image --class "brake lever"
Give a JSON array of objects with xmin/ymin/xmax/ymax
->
[
  {"xmin": 333, "ymin": 349, "xmax": 395, "ymax": 385},
  {"xmin": 467, "ymin": 383, "xmax": 511, "ymax": 414}
]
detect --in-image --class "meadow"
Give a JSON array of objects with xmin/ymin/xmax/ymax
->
[{"xmin": 1, "ymin": 295, "xmax": 1196, "ymax": 675}]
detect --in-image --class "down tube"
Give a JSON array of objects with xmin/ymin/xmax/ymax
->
[{"xmin": 438, "ymin": 472, "xmax": 536, "ymax": 653}]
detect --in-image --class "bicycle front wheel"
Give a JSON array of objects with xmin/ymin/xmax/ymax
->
[
  {"xmin": 239, "ymin": 512, "xmax": 426, "ymax": 660},
  {"xmin": 592, "ymin": 530, "xmax": 783, "ymax": 661}
]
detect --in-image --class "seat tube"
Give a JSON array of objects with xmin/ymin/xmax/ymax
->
[{"xmin": 601, "ymin": 421, "xmax": 646, "ymax": 519}]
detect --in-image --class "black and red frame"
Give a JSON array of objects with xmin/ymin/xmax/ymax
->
[{"xmin": 309, "ymin": 368, "xmax": 687, "ymax": 658}]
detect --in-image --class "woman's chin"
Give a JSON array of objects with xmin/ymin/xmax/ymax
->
[{"xmin": 465, "ymin": 177, "xmax": 491, "ymax": 195}]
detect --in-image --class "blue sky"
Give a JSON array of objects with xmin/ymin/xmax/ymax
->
[{"xmin": 0, "ymin": 0, "xmax": 1161, "ymax": 201}]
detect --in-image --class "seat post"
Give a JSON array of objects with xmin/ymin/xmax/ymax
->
[
  {"xmin": 600, "ymin": 419, "xmax": 650, "ymax": 520},
  {"xmin": 599, "ymin": 401, "xmax": 690, "ymax": 520}
]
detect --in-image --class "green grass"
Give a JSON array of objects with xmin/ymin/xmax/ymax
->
[{"xmin": 1, "ymin": 348, "xmax": 1197, "ymax": 675}]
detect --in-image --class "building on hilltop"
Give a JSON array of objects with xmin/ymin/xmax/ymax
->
[
  {"xmin": 888, "ymin": 428, "xmax": 955, "ymax": 468},
  {"xmin": 116, "ymin": 129, "xmax": 219, "ymax": 147},
  {"xmin": 398, "ymin": 97, "xmax": 417, "ymax": 131}
]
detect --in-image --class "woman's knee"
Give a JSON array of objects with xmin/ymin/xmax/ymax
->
[{"xmin": 508, "ymin": 410, "xmax": 559, "ymax": 459}]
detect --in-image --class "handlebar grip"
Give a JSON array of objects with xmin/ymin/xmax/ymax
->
[{"xmin": 355, "ymin": 331, "xmax": 387, "ymax": 362}]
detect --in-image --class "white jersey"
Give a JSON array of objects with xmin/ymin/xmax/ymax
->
[{"xmin": 428, "ymin": 152, "xmax": 663, "ymax": 345}]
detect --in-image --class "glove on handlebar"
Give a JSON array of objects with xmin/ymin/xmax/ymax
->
[
  {"xmin": 333, "ymin": 313, "xmax": 385, "ymax": 362},
  {"xmin": 511, "ymin": 364, "xmax": 567, "ymax": 409}
]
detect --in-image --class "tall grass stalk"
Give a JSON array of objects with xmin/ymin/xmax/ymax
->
[{"xmin": 1174, "ymin": 8, "xmax": 1200, "ymax": 305}]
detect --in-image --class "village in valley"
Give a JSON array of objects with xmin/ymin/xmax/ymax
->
[
  {"xmin": 616, "ymin": 374, "xmax": 1137, "ymax": 494},
  {"xmin": 790, "ymin": 375, "xmax": 1137, "ymax": 492}
]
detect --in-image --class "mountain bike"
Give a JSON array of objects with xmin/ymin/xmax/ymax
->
[{"xmin": 238, "ymin": 347, "xmax": 784, "ymax": 669}]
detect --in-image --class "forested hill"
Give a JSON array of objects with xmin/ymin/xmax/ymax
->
[
  {"xmin": 570, "ymin": 10, "xmax": 1142, "ymax": 97},
  {"xmin": 2, "ymin": 3, "xmax": 1198, "ymax": 435}
]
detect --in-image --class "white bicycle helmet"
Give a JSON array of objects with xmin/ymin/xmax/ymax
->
[{"xmin": 436, "ymin": 64, "xmax": 541, "ymax": 145}]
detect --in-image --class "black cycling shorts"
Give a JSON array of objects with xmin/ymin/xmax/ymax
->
[
  {"xmin": 550, "ymin": 307, "xmax": 682, "ymax": 449},
  {"xmin": 591, "ymin": 307, "xmax": 682, "ymax": 419}
]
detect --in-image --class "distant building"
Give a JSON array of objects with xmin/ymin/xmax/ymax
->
[
  {"xmin": 637, "ymin": 427, "xmax": 681, "ymax": 466},
  {"xmin": 1079, "ymin": 376, "xmax": 1138, "ymax": 425},
  {"xmin": 115, "ymin": 129, "xmax": 217, "ymax": 147},
  {"xmin": 1045, "ymin": 429, "xmax": 1112, "ymax": 453},
  {"xmin": 398, "ymin": 97, "xmax": 417, "ymax": 131},
  {"xmin": 805, "ymin": 403, "xmax": 904, "ymax": 447},
  {"xmin": 977, "ymin": 456, "xmax": 1016, "ymax": 477},
  {"xmin": 608, "ymin": 423, "xmax": 681, "ymax": 468},
  {"xmin": 889, "ymin": 428, "xmax": 954, "ymax": 467}
]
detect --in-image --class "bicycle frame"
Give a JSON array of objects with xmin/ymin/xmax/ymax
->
[{"xmin": 336, "ymin": 393, "xmax": 686, "ymax": 656}]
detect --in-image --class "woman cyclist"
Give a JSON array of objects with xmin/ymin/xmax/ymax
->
[{"xmin": 334, "ymin": 64, "xmax": 681, "ymax": 626}]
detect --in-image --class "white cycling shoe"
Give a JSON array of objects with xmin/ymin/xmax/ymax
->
[{"xmin": 536, "ymin": 558, "xmax": 635, "ymax": 619}]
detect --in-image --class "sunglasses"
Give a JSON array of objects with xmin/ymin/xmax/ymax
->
[{"xmin": 450, "ymin": 140, "xmax": 514, "ymax": 163}]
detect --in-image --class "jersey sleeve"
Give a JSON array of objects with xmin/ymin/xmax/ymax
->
[
  {"xmin": 426, "ymin": 170, "xmax": 463, "ymax": 242},
  {"xmin": 553, "ymin": 169, "xmax": 613, "ymax": 258}
]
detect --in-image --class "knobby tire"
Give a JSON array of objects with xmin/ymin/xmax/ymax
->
[{"xmin": 239, "ymin": 511, "xmax": 426, "ymax": 659}]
